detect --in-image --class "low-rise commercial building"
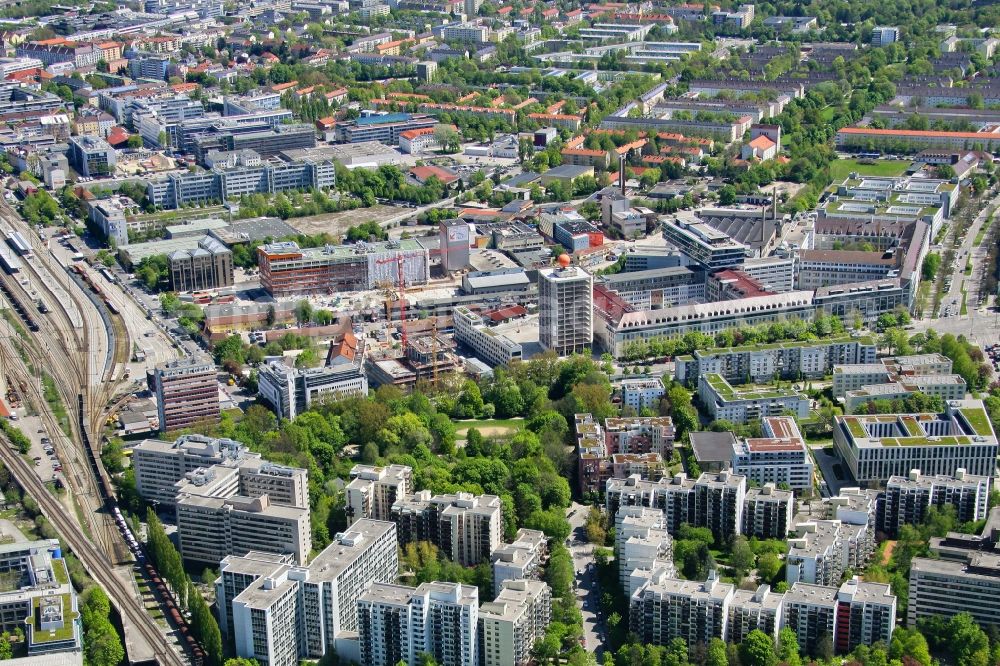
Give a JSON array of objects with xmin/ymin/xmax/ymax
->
[
  {"xmin": 258, "ymin": 358, "xmax": 368, "ymax": 420},
  {"xmin": 453, "ymin": 306, "xmax": 523, "ymax": 368}
]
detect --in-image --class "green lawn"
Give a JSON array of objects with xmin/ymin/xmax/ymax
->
[
  {"xmin": 974, "ymin": 213, "xmax": 994, "ymax": 246},
  {"xmin": 829, "ymin": 159, "xmax": 911, "ymax": 182}
]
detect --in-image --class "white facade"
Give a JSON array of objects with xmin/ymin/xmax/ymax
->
[
  {"xmin": 731, "ymin": 417, "xmax": 814, "ymax": 489},
  {"xmin": 479, "ymin": 579, "xmax": 551, "ymax": 666},
  {"xmin": 539, "ymin": 265, "xmax": 593, "ymax": 356},
  {"xmin": 453, "ymin": 306, "xmax": 523, "ymax": 367},
  {"xmin": 346, "ymin": 464, "xmax": 412, "ymax": 523}
]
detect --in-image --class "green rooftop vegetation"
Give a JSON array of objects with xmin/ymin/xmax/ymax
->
[
  {"xmin": 52, "ymin": 558, "xmax": 68, "ymax": 586},
  {"xmin": 959, "ymin": 408, "xmax": 993, "ymax": 437},
  {"xmin": 30, "ymin": 594, "xmax": 78, "ymax": 644},
  {"xmin": 844, "ymin": 418, "xmax": 869, "ymax": 438},
  {"xmin": 900, "ymin": 416, "xmax": 923, "ymax": 437},
  {"xmin": 880, "ymin": 436, "xmax": 970, "ymax": 447},
  {"xmin": 702, "ymin": 336, "xmax": 869, "ymax": 356},
  {"xmin": 704, "ymin": 374, "xmax": 801, "ymax": 401}
]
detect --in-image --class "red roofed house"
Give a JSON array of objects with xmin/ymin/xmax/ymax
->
[
  {"xmin": 106, "ymin": 126, "xmax": 131, "ymax": 147},
  {"xmin": 400, "ymin": 125, "xmax": 459, "ymax": 154},
  {"xmin": 410, "ymin": 164, "xmax": 459, "ymax": 185},
  {"xmin": 741, "ymin": 124, "xmax": 781, "ymax": 161},
  {"xmin": 561, "ymin": 147, "xmax": 610, "ymax": 169}
]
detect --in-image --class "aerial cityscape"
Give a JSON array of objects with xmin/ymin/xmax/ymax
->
[{"xmin": 0, "ymin": 0, "xmax": 998, "ymax": 666}]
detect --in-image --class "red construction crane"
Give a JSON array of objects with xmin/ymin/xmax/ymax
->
[{"xmin": 376, "ymin": 254, "xmax": 408, "ymax": 350}]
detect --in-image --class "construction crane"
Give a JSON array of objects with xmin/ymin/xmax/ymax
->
[{"xmin": 375, "ymin": 255, "xmax": 408, "ymax": 350}]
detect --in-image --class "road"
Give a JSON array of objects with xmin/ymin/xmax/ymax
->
[
  {"xmin": 913, "ymin": 187, "xmax": 1000, "ymax": 346},
  {"xmin": 566, "ymin": 502, "xmax": 606, "ymax": 659}
]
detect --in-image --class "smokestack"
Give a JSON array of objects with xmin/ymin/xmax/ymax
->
[{"xmin": 619, "ymin": 154, "xmax": 626, "ymax": 196}]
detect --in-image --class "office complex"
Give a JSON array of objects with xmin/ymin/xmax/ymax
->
[
  {"xmin": 358, "ymin": 581, "xmax": 479, "ymax": 666},
  {"xmin": 833, "ymin": 400, "xmax": 998, "ymax": 484},
  {"xmin": 346, "ymin": 464, "xmax": 413, "ymax": 523},
  {"xmin": 391, "ymin": 491, "xmax": 503, "ymax": 566},
  {"xmin": 731, "ymin": 417, "xmax": 814, "ymax": 489},
  {"xmin": 219, "ymin": 521, "xmax": 399, "ymax": 666},
  {"xmin": 168, "ymin": 236, "xmax": 234, "ymax": 292},
  {"xmin": 132, "ymin": 433, "xmax": 250, "ymax": 505},
  {"xmin": 491, "ymin": 529, "xmax": 547, "ymax": 596},
  {"xmin": 538, "ymin": 263, "xmax": 593, "ymax": 355},
  {"xmin": 882, "ymin": 468, "xmax": 989, "ymax": 536},
  {"xmin": 453, "ymin": 306, "xmax": 524, "ymax": 368},
  {"xmin": 258, "ymin": 358, "xmax": 368, "ymax": 420},
  {"xmin": 661, "ymin": 218, "xmax": 746, "ymax": 270},
  {"xmin": 257, "ymin": 240, "xmax": 430, "ymax": 296},
  {"xmin": 68, "ymin": 134, "xmax": 117, "ymax": 177},
  {"xmin": 478, "ymin": 579, "xmax": 551, "ymax": 666},
  {"xmin": 0, "ymin": 539, "xmax": 81, "ymax": 656},
  {"xmin": 152, "ymin": 356, "xmax": 219, "ymax": 433}
]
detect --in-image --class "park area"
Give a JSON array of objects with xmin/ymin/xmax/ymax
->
[{"xmin": 829, "ymin": 158, "xmax": 911, "ymax": 181}]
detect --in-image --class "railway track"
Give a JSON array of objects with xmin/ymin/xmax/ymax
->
[{"xmin": 0, "ymin": 437, "xmax": 187, "ymax": 666}]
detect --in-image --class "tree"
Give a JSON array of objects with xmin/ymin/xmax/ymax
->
[
  {"xmin": 921, "ymin": 253, "xmax": 941, "ymax": 281},
  {"xmin": 756, "ymin": 552, "xmax": 782, "ymax": 584},
  {"xmin": 126, "ymin": 134, "xmax": 143, "ymax": 149},
  {"xmin": 729, "ymin": 536, "xmax": 755, "ymax": 578},
  {"xmin": 0, "ymin": 633, "xmax": 10, "ymax": 660},
  {"xmin": 777, "ymin": 627, "xmax": 801, "ymax": 666},
  {"xmin": 708, "ymin": 638, "xmax": 729, "ymax": 666},
  {"xmin": 740, "ymin": 629, "xmax": 777, "ymax": 666},
  {"xmin": 718, "ymin": 185, "xmax": 737, "ymax": 205},
  {"xmin": 294, "ymin": 299, "xmax": 313, "ymax": 324}
]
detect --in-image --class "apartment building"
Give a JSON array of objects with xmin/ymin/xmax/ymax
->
[
  {"xmin": 834, "ymin": 577, "xmax": 896, "ymax": 654},
  {"xmin": 616, "ymin": 506, "xmax": 675, "ymax": 596},
  {"xmin": 605, "ymin": 416, "xmax": 676, "ymax": 457},
  {"xmin": 676, "ymin": 337, "xmax": 877, "ymax": 388},
  {"xmin": 478, "ymin": 579, "xmax": 551, "ymax": 666},
  {"xmin": 492, "ymin": 529, "xmax": 547, "ymax": 596},
  {"xmin": 871, "ymin": 26, "xmax": 900, "ymax": 46},
  {"xmin": 833, "ymin": 353, "xmax": 954, "ymax": 397},
  {"xmin": 630, "ymin": 570, "xmax": 734, "ymax": 648},
  {"xmin": 538, "ymin": 263, "xmax": 592, "ymax": 356},
  {"xmin": 169, "ymin": 236, "xmax": 233, "ymax": 292},
  {"xmin": 605, "ymin": 471, "xmax": 747, "ymax": 542},
  {"xmin": 835, "ymin": 127, "xmax": 1000, "ymax": 153},
  {"xmin": 833, "ymin": 400, "xmax": 998, "ymax": 484},
  {"xmin": 346, "ymin": 464, "xmax": 413, "ymax": 523},
  {"xmin": 731, "ymin": 417, "xmax": 814, "ymax": 490},
  {"xmin": 358, "ymin": 581, "xmax": 479, "ymax": 666},
  {"xmin": 176, "ymin": 493, "xmax": 311, "ymax": 565},
  {"xmin": 698, "ymin": 373, "xmax": 810, "ymax": 424},
  {"xmin": 0, "ymin": 540, "xmax": 81, "ymax": 656},
  {"xmin": 222, "ymin": 521, "xmax": 399, "ymax": 665},
  {"xmin": 781, "ymin": 583, "xmax": 838, "ymax": 656},
  {"xmin": 882, "ymin": 468, "xmax": 989, "ymax": 536},
  {"xmin": 453, "ymin": 306, "xmax": 524, "ymax": 368},
  {"xmin": 152, "ymin": 356, "xmax": 219, "ymax": 433},
  {"xmin": 844, "ymin": 374, "xmax": 967, "ymax": 414},
  {"xmin": 743, "ymin": 484, "xmax": 794, "ymax": 539},
  {"xmin": 786, "ymin": 519, "xmax": 873, "ymax": 587},
  {"xmin": 258, "ymin": 359, "xmax": 368, "ymax": 420},
  {"xmin": 391, "ymin": 491, "xmax": 502, "ymax": 566},
  {"xmin": 257, "ymin": 240, "xmax": 429, "ymax": 297},
  {"xmin": 618, "ymin": 378, "xmax": 667, "ymax": 412},
  {"xmin": 726, "ymin": 584, "xmax": 784, "ymax": 644}
]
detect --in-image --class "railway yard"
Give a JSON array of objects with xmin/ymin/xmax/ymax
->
[{"xmin": 0, "ymin": 198, "xmax": 195, "ymax": 663}]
